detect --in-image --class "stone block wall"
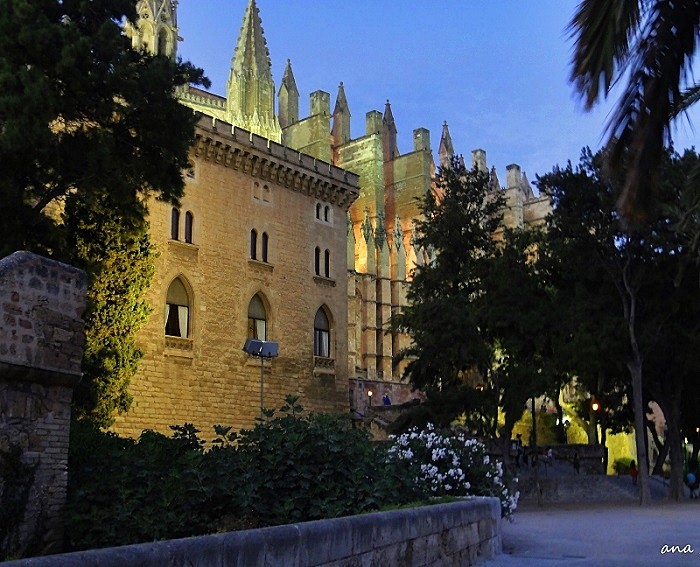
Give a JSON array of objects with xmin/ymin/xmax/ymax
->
[
  {"xmin": 5, "ymin": 498, "xmax": 502, "ymax": 567},
  {"xmin": 0, "ymin": 251, "xmax": 87, "ymax": 556}
]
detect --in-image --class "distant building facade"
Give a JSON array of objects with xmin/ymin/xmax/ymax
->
[{"xmin": 117, "ymin": 0, "xmax": 550, "ymax": 435}]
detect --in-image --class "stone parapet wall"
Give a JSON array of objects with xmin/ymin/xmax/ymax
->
[
  {"xmin": 0, "ymin": 251, "xmax": 86, "ymax": 556},
  {"xmin": 6, "ymin": 498, "xmax": 501, "ymax": 567},
  {"xmin": 0, "ymin": 251, "xmax": 86, "ymax": 377}
]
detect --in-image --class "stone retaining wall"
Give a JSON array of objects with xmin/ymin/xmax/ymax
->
[
  {"xmin": 6, "ymin": 498, "xmax": 502, "ymax": 566},
  {"xmin": 0, "ymin": 251, "xmax": 87, "ymax": 556}
]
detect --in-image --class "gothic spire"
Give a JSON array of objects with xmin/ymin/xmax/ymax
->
[
  {"xmin": 226, "ymin": 0, "xmax": 281, "ymax": 141},
  {"xmin": 438, "ymin": 121, "xmax": 454, "ymax": 169},
  {"xmin": 231, "ymin": 0, "xmax": 272, "ymax": 75},
  {"xmin": 278, "ymin": 59, "xmax": 299, "ymax": 128},
  {"xmin": 383, "ymin": 100, "xmax": 399, "ymax": 161},
  {"xmin": 332, "ymin": 81, "xmax": 351, "ymax": 145}
]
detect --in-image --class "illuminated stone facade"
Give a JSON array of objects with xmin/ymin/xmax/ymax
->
[{"xmin": 118, "ymin": 0, "xmax": 550, "ymax": 433}]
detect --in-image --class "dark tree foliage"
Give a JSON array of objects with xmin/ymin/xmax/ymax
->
[
  {"xmin": 483, "ymin": 227, "xmax": 559, "ymax": 446},
  {"xmin": 0, "ymin": 0, "xmax": 209, "ymax": 257},
  {"xmin": 0, "ymin": 0, "xmax": 209, "ymax": 425},
  {"xmin": 538, "ymin": 147, "xmax": 700, "ymax": 503},
  {"xmin": 393, "ymin": 156, "xmax": 505, "ymax": 433}
]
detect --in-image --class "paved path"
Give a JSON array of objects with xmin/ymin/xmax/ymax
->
[{"xmin": 485, "ymin": 501, "xmax": 700, "ymax": 566}]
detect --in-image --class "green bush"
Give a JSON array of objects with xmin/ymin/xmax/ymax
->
[
  {"xmin": 612, "ymin": 457, "xmax": 633, "ymax": 475},
  {"xmin": 65, "ymin": 397, "xmax": 502, "ymax": 550}
]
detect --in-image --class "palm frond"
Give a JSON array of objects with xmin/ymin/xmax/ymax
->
[
  {"xmin": 568, "ymin": 0, "xmax": 644, "ymax": 108},
  {"xmin": 609, "ymin": 0, "xmax": 700, "ymax": 223}
]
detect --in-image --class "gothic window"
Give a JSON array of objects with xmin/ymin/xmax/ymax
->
[
  {"xmin": 253, "ymin": 182, "xmax": 261, "ymax": 200},
  {"xmin": 324, "ymin": 205, "xmax": 330, "ymax": 222},
  {"xmin": 262, "ymin": 185, "xmax": 271, "ymax": 202},
  {"xmin": 324, "ymin": 249, "xmax": 330, "ymax": 278},
  {"xmin": 184, "ymin": 211, "xmax": 194, "ymax": 244},
  {"xmin": 262, "ymin": 232, "xmax": 269, "ymax": 262},
  {"xmin": 316, "ymin": 203, "xmax": 322, "ymax": 219},
  {"xmin": 314, "ymin": 247, "xmax": 321, "ymax": 275},
  {"xmin": 165, "ymin": 277, "xmax": 190, "ymax": 338},
  {"xmin": 314, "ymin": 307, "xmax": 331, "ymax": 357},
  {"xmin": 171, "ymin": 208, "xmax": 180, "ymax": 240},
  {"xmin": 250, "ymin": 229, "xmax": 258, "ymax": 260},
  {"xmin": 247, "ymin": 294, "xmax": 267, "ymax": 340}
]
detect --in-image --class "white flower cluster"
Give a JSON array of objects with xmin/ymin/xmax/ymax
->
[{"xmin": 387, "ymin": 424, "xmax": 519, "ymax": 517}]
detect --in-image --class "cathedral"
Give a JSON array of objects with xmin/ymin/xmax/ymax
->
[{"xmin": 114, "ymin": 0, "xmax": 550, "ymax": 438}]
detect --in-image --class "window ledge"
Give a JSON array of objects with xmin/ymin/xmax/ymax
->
[
  {"xmin": 248, "ymin": 259, "xmax": 274, "ymax": 272},
  {"xmin": 313, "ymin": 356, "xmax": 335, "ymax": 376},
  {"xmin": 168, "ymin": 240, "xmax": 199, "ymax": 257},
  {"xmin": 164, "ymin": 336, "xmax": 194, "ymax": 358},
  {"xmin": 313, "ymin": 275, "xmax": 336, "ymax": 287}
]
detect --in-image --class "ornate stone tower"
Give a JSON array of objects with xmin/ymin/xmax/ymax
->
[
  {"xmin": 126, "ymin": 1, "xmax": 179, "ymax": 59},
  {"xmin": 226, "ymin": 0, "xmax": 282, "ymax": 142}
]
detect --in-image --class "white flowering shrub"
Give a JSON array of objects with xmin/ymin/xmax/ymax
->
[{"xmin": 386, "ymin": 424, "xmax": 519, "ymax": 517}]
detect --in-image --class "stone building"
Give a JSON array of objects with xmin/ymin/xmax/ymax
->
[
  {"xmin": 115, "ymin": 0, "xmax": 358, "ymax": 437},
  {"xmin": 117, "ymin": 0, "xmax": 550, "ymax": 435}
]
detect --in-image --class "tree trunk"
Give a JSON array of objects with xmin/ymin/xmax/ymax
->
[
  {"xmin": 621, "ymin": 253, "xmax": 652, "ymax": 505},
  {"xmin": 656, "ymin": 396, "xmax": 685, "ymax": 501},
  {"xmin": 651, "ymin": 434, "xmax": 669, "ymax": 477},
  {"xmin": 628, "ymin": 358, "xmax": 652, "ymax": 504}
]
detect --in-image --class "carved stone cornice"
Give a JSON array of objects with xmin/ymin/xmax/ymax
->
[{"xmin": 192, "ymin": 114, "xmax": 359, "ymax": 210}]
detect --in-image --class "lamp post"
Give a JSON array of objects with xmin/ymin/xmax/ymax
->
[
  {"xmin": 243, "ymin": 338, "xmax": 279, "ymax": 420},
  {"xmin": 367, "ymin": 390, "xmax": 373, "ymax": 408}
]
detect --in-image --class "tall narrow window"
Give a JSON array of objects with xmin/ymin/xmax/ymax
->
[
  {"xmin": 314, "ymin": 308, "xmax": 330, "ymax": 357},
  {"xmin": 250, "ymin": 229, "xmax": 258, "ymax": 260},
  {"xmin": 262, "ymin": 185, "xmax": 271, "ymax": 202},
  {"xmin": 314, "ymin": 247, "xmax": 321, "ymax": 275},
  {"xmin": 316, "ymin": 203, "xmax": 322, "ymax": 219},
  {"xmin": 324, "ymin": 249, "xmax": 330, "ymax": 278},
  {"xmin": 165, "ymin": 277, "xmax": 190, "ymax": 338},
  {"xmin": 247, "ymin": 294, "xmax": 267, "ymax": 340},
  {"xmin": 324, "ymin": 205, "xmax": 330, "ymax": 222},
  {"xmin": 262, "ymin": 232, "xmax": 269, "ymax": 262},
  {"xmin": 184, "ymin": 211, "xmax": 194, "ymax": 244},
  {"xmin": 171, "ymin": 208, "xmax": 180, "ymax": 240}
]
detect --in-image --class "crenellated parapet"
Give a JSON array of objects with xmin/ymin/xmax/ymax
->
[{"xmin": 193, "ymin": 115, "xmax": 359, "ymax": 209}]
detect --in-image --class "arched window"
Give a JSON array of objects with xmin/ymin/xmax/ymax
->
[
  {"xmin": 171, "ymin": 208, "xmax": 180, "ymax": 240},
  {"xmin": 262, "ymin": 232, "xmax": 269, "ymax": 262},
  {"xmin": 324, "ymin": 205, "xmax": 330, "ymax": 222},
  {"xmin": 165, "ymin": 277, "xmax": 190, "ymax": 338},
  {"xmin": 314, "ymin": 247, "xmax": 321, "ymax": 275},
  {"xmin": 316, "ymin": 203, "xmax": 322, "ymax": 219},
  {"xmin": 250, "ymin": 229, "xmax": 258, "ymax": 260},
  {"xmin": 262, "ymin": 185, "xmax": 271, "ymax": 202},
  {"xmin": 324, "ymin": 249, "xmax": 330, "ymax": 278},
  {"xmin": 253, "ymin": 182, "xmax": 261, "ymax": 200},
  {"xmin": 247, "ymin": 294, "xmax": 267, "ymax": 340},
  {"xmin": 184, "ymin": 211, "xmax": 194, "ymax": 244},
  {"xmin": 314, "ymin": 307, "xmax": 330, "ymax": 357}
]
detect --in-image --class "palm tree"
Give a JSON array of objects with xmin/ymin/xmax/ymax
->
[{"xmin": 568, "ymin": 0, "xmax": 700, "ymax": 225}]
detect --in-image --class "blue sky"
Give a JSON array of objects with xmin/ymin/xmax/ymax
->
[{"xmin": 176, "ymin": 1, "xmax": 698, "ymax": 184}]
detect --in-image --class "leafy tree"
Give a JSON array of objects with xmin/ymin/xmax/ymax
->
[
  {"xmin": 394, "ymin": 157, "xmax": 505, "ymax": 432},
  {"xmin": 568, "ymin": 0, "xmax": 700, "ymax": 224},
  {"xmin": 64, "ymin": 194, "xmax": 155, "ymax": 427},
  {"xmin": 482, "ymin": 227, "xmax": 559, "ymax": 454},
  {"xmin": 0, "ymin": 0, "xmax": 208, "ymax": 257},
  {"xmin": 538, "ymin": 147, "xmax": 700, "ymax": 503},
  {"xmin": 0, "ymin": 1, "xmax": 209, "ymax": 423}
]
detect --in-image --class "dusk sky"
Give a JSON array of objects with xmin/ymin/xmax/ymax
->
[{"xmin": 176, "ymin": 1, "xmax": 698, "ymax": 187}]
